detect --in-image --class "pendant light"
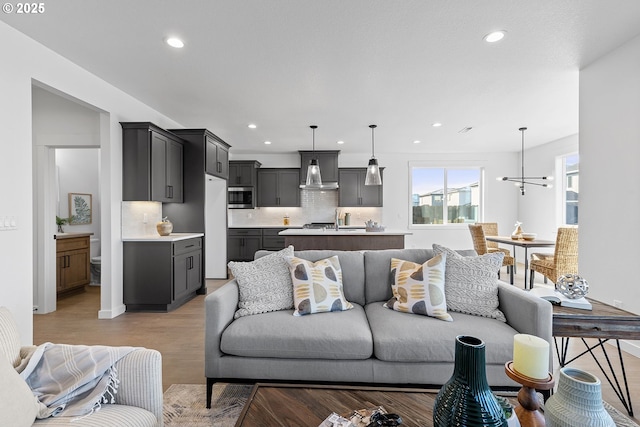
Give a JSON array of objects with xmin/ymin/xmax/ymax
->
[
  {"xmin": 365, "ymin": 124, "xmax": 382, "ymax": 185},
  {"xmin": 305, "ymin": 125, "xmax": 322, "ymax": 187},
  {"xmin": 497, "ymin": 127, "xmax": 553, "ymax": 195}
]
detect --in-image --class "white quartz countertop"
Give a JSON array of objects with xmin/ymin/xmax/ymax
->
[
  {"xmin": 279, "ymin": 229, "xmax": 412, "ymax": 236},
  {"xmin": 122, "ymin": 233, "xmax": 204, "ymax": 242}
]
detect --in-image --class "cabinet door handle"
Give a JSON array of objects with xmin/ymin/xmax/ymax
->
[
  {"xmin": 217, "ymin": 162, "xmax": 222, "ymax": 173},
  {"xmin": 184, "ymin": 244, "xmax": 195, "ymax": 248}
]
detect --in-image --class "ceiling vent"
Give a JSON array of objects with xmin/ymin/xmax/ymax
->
[{"xmin": 458, "ymin": 127, "xmax": 473, "ymax": 133}]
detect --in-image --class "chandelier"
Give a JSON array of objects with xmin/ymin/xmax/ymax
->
[{"xmin": 497, "ymin": 127, "xmax": 553, "ymax": 195}]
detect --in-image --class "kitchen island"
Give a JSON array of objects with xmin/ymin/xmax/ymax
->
[{"xmin": 279, "ymin": 228, "xmax": 411, "ymax": 251}]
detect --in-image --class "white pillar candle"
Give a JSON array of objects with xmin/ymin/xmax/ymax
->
[{"xmin": 513, "ymin": 334, "xmax": 550, "ymax": 380}]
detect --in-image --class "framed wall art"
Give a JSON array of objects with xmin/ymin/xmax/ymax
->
[{"xmin": 68, "ymin": 193, "xmax": 92, "ymax": 225}]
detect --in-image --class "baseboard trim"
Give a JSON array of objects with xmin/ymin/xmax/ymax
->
[
  {"xmin": 98, "ymin": 304, "xmax": 126, "ymax": 319},
  {"xmin": 606, "ymin": 339, "xmax": 640, "ymax": 359}
]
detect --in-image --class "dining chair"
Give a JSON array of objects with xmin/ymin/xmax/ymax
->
[
  {"xmin": 477, "ymin": 222, "xmax": 512, "ymax": 256},
  {"xmin": 468, "ymin": 224, "xmax": 514, "ymax": 284},
  {"xmin": 529, "ymin": 226, "xmax": 579, "ymax": 288}
]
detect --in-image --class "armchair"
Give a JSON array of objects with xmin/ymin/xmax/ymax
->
[{"xmin": 0, "ymin": 307, "xmax": 163, "ymax": 427}]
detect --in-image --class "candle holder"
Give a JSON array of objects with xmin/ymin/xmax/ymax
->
[{"xmin": 505, "ymin": 361, "xmax": 555, "ymax": 427}]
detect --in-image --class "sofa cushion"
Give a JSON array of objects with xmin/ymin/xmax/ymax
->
[
  {"xmin": 433, "ymin": 244, "xmax": 507, "ymax": 322},
  {"xmin": 365, "ymin": 302, "xmax": 516, "ymax": 364},
  {"xmin": 286, "ymin": 255, "xmax": 353, "ymax": 316},
  {"xmin": 220, "ymin": 304, "xmax": 373, "ymax": 360},
  {"xmin": 0, "ymin": 353, "xmax": 40, "ymax": 427},
  {"xmin": 384, "ymin": 255, "xmax": 452, "ymax": 322},
  {"xmin": 0, "ymin": 307, "xmax": 22, "ymax": 367},
  {"xmin": 228, "ymin": 246, "xmax": 294, "ymax": 319},
  {"xmin": 32, "ymin": 404, "xmax": 157, "ymax": 426}
]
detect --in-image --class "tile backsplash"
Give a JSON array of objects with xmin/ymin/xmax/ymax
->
[
  {"xmin": 121, "ymin": 201, "xmax": 163, "ymax": 237},
  {"xmin": 229, "ymin": 189, "xmax": 382, "ymax": 227}
]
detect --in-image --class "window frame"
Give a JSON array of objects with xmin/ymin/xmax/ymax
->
[
  {"xmin": 556, "ymin": 152, "xmax": 579, "ymax": 226},
  {"xmin": 408, "ymin": 162, "xmax": 484, "ymax": 229}
]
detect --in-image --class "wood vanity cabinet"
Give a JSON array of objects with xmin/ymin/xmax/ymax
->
[
  {"xmin": 338, "ymin": 168, "xmax": 384, "ymax": 207},
  {"xmin": 121, "ymin": 122, "xmax": 184, "ymax": 203},
  {"xmin": 257, "ymin": 168, "xmax": 301, "ymax": 207},
  {"xmin": 123, "ymin": 237, "xmax": 202, "ymax": 311},
  {"xmin": 56, "ymin": 235, "xmax": 90, "ymax": 295}
]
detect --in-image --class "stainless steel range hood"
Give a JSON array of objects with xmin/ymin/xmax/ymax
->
[{"xmin": 299, "ymin": 182, "xmax": 339, "ymax": 190}]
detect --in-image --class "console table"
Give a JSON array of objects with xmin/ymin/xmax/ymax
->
[{"xmin": 553, "ymin": 298, "xmax": 640, "ymax": 416}]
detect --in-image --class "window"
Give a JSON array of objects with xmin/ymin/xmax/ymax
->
[
  {"xmin": 410, "ymin": 166, "xmax": 482, "ymax": 225},
  {"xmin": 563, "ymin": 154, "xmax": 579, "ymax": 225}
]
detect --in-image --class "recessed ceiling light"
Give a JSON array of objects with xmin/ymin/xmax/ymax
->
[
  {"xmin": 432, "ymin": 122, "xmax": 442, "ymax": 127},
  {"xmin": 483, "ymin": 31, "xmax": 505, "ymax": 43},
  {"xmin": 264, "ymin": 141, "xmax": 272, "ymax": 145},
  {"xmin": 166, "ymin": 37, "xmax": 184, "ymax": 48},
  {"xmin": 248, "ymin": 124, "xmax": 257, "ymax": 129},
  {"xmin": 413, "ymin": 140, "xmax": 421, "ymax": 144},
  {"xmin": 337, "ymin": 140, "xmax": 345, "ymax": 145}
]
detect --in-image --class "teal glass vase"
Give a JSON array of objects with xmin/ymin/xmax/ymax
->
[{"xmin": 433, "ymin": 335, "xmax": 508, "ymax": 427}]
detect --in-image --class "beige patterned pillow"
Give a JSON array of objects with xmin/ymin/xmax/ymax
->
[
  {"xmin": 383, "ymin": 254, "xmax": 452, "ymax": 322},
  {"xmin": 286, "ymin": 255, "xmax": 353, "ymax": 316},
  {"xmin": 228, "ymin": 246, "xmax": 294, "ymax": 319},
  {"xmin": 433, "ymin": 244, "xmax": 506, "ymax": 322}
]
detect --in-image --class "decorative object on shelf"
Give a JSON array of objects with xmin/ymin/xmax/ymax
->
[
  {"xmin": 364, "ymin": 219, "xmax": 385, "ymax": 232},
  {"xmin": 497, "ymin": 127, "xmax": 553, "ymax": 195},
  {"xmin": 305, "ymin": 125, "xmax": 322, "ymax": 187},
  {"xmin": 365, "ymin": 124, "xmax": 382, "ymax": 186},
  {"xmin": 156, "ymin": 217, "xmax": 173, "ymax": 236},
  {"xmin": 556, "ymin": 274, "xmax": 589, "ymax": 299},
  {"xmin": 544, "ymin": 367, "xmax": 614, "ymax": 427},
  {"xmin": 504, "ymin": 361, "xmax": 554, "ymax": 427},
  {"xmin": 283, "ymin": 214, "xmax": 290, "ymax": 226},
  {"xmin": 344, "ymin": 212, "xmax": 351, "ymax": 226},
  {"xmin": 433, "ymin": 335, "xmax": 507, "ymax": 427},
  {"xmin": 68, "ymin": 193, "xmax": 92, "ymax": 224},
  {"xmin": 56, "ymin": 216, "xmax": 69, "ymax": 233},
  {"xmin": 511, "ymin": 221, "xmax": 523, "ymax": 240}
]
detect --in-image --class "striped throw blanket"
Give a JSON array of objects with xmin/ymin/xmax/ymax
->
[{"xmin": 20, "ymin": 342, "xmax": 138, "ymax": 419}]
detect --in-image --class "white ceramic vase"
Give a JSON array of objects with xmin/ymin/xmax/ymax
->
[{"xmin": 545, "ymin": 368, "xmax": 614, "ymax": 427}]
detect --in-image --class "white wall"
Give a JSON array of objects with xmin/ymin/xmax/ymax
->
[
  {"xmin": 0, "ymin": 21, "xmax": 183, "ymax": 343},
  {"xmin": 580, "ymin": 33, "xmax": 640, "ymax": 317}
]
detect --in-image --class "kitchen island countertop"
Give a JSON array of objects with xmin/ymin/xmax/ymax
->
[{"xmin": 279, "ymin": 229, "xmax": 411, "ymax": 236}]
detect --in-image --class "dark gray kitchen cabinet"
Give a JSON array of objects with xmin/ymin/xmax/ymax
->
[
  {"xmin": 257, "ymin": 168, "xmax": 301, "ymax": 207},
  {"xmin": 170, "ymin": 129, "xmax": 230, "ymax": 180},
  {"xmin": 123, "ymin": 237, "xmax": 202, "ymax": 311},
  {"xmin": 261, "ymin": 228, "xmax": 286, "ymax": 250},
  {"xmin": 229, "ymin": 160, "xmax": 261, "ymax": 186},
  {"xmin": 121, "ymin": 122, "xmax": 184, "ymax": 203},
  {"xmin": 338, "ymin": 168, "xmax": 384, "ymax": 207},
  {"xmin": 228, "ymin": 229, "xmax": 262, "ymax": 262},
  {"xmin": 299, "ymin": 150, "xmax": 340, "ymax": 184}
]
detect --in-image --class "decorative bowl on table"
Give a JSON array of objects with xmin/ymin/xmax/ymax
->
[{"xmin": 521, "ymin": 233, "xmax": 537, "ymax": 241}]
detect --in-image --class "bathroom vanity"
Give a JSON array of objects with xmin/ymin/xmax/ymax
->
[{"xmin": 54, "ymin": 233, "xmax": 93, "ymax": 296}]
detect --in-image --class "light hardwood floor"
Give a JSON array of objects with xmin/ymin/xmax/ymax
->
[{"xmin": 34, "ymin": 268, "xmax": 639, "ymax": 421}]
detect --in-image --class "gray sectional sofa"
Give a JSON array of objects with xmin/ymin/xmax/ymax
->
[{"xmin": 204, "ymin": 248, "xmax": 553, "ymax": 408}]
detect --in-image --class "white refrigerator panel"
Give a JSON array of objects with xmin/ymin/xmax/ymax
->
[{"xmin": 205, "ymin": 175, "xmax": 228, "ymax": 278}]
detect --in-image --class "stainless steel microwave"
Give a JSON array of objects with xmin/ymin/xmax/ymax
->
[{"xmin": 228, "ymin": 187, "xmax": 255, "ymax": 209}]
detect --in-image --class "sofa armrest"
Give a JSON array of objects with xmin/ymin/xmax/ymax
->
[
  {"xmin": 204, "ymin": 280, "xmax": 239, "ymax": 374},
  {"xmin": 113, "ymin": 348, "xmax": 163, "ymax": 426},
  {"xmin": 498, "ymin": 282, "xmax": 554, "ymax": 367}
]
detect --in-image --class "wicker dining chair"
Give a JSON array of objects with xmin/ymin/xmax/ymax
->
[
  {"xmin": 477, "ymin": 222, "xmax": 512, "ymax": 256},
  {"xmin": 468, "ymin": 224, "xmax": 514, "ymax": 284},
  {"xmin": 529, "ymin": 226, "xmax": 579, "ymax": 288}
]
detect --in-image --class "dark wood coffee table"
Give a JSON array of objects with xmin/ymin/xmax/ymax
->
[{"xmin": 234, "ymin": 383, "xmax": 516, "ymax": 427}]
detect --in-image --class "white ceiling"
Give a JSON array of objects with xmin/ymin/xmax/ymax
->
[{"xmin": 3, "ymin": 1, "xmax": 640, "ymax": 155}]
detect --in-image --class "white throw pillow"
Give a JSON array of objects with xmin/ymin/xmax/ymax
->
[
  {"xmin": 228, "ymin": 246, "xmax": 295, "ymax": 318},
  {"xmin": 433, "ymin": 244, "xmax": 506, "ymax": 322},
  {"xmin": 0, "ymin": 353, "xmax": 41, "ymax": 427}
]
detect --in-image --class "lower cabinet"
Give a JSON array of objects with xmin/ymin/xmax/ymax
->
[
  {"xmin": 124, "ymin": 237, "xmax": 202, "ymax": 311},
  {"xmin": 227, "ymin": 229, "xmax": 262, "ymax": 262},
  {"xmin": 56, "ymin": 236, "xmax": 90, "ymax": 295}
]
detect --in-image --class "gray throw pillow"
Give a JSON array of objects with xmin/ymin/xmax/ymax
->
[
  {"xmin": 228, "ymin": 246, "xmax": 295, "ymax": 319},
  {"xmin": 432, "ymin": 244, "xmax": 506, "ymax": 322}
]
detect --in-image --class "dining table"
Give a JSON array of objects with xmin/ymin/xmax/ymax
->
[{"xmin": 484, "ymin": 235, "xmax": 555, "ymax": 288}]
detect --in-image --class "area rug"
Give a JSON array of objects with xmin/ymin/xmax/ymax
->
[{"xmin": 163, "ymin": 383, "xmax": 639, "ymax": 427}]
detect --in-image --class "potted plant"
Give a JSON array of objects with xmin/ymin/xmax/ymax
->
[{"xmin": 56, "ymin": 216, "xmax": 69, "ymax": 233}]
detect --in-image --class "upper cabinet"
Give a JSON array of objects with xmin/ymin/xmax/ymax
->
[
  {"xmin": 257, "ymin": 168, "xmax": 301, "ymax": 207},
  {"xmin": 299, "ymin": 150, "xmax": 339, "ymax": 184},
  {"xmin": 170, "ymin": 129, "xmax": 231, "ymax": 180},
  {"xmin": 338, "ymin": 168, "xmax": 384, "ymax": 207},
  {"xmin": 121, "ymin": 122, "xmax": 184, "ymax": 203},
  {"xmin": 229, "ymin": 160, "xmax": 261, "ymax": 187}
]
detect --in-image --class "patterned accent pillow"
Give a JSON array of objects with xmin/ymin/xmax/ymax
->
[
  {"xmin": 433, "ymin": 244, "xmax": 506, "ymax": 322},
  {"xmin": 228, "ymin": 246, "xmax": 294, "ymax": 319},
  {"xmin": 383, "ymin": 254, "xmax": 453, "ymax": 322},
  {"xmin": 285, "ymin": 255, "xmax": 354, "ymax": 316}
]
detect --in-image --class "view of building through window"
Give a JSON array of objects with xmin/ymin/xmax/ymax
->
[
  {"xmin": 411, "ymin": 167, "xmax": 481, "ymax": 225},
  {"xmin": 564, "ymin": 154, "xmax": 579, "ymax": 225}
]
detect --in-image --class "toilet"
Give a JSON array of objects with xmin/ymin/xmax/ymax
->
[{"xmin": 90, "ymin": 238, "xmax": 101, "ymax": 286}]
